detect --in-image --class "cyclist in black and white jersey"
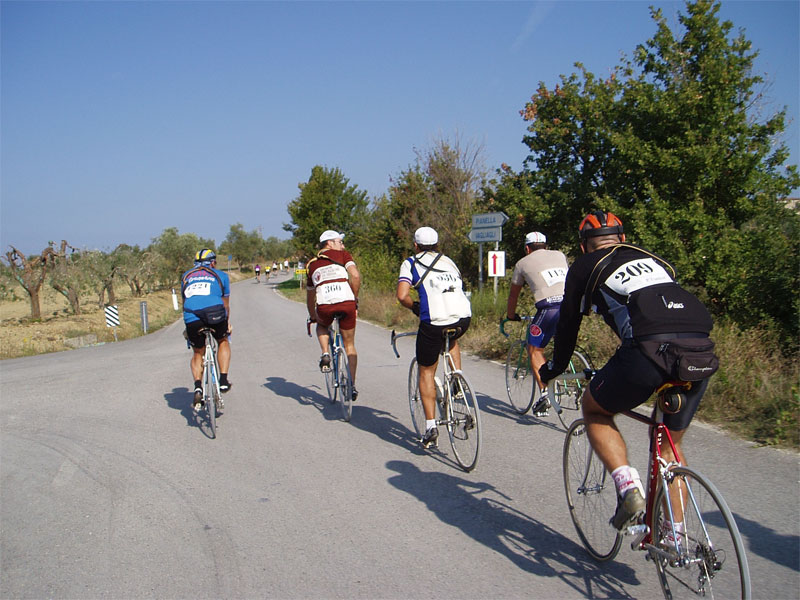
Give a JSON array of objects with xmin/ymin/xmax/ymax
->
[
  {"xmin": 539, "ymin": 211, "xmax": 715, "ymax": 531},
  {"xmin": 396, "ymin": 226, "xmax": 472, "ymax": 449}
]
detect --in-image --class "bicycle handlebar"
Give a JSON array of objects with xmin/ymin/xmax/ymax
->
[
  {"xmin": 390, "ymin": 329, "xmax": 417, "ymax": 358},
  {"xmin": 499, "ymin": 315, "xmax": 532, "ymax": 338}
]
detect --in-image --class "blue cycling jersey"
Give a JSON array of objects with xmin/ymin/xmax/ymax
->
[{"xmin": 181, "ymin": 266, "xmax": 230, "ymax": 324}]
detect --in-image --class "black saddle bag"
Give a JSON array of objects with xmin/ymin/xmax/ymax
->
[{"xmin": 638, "ymin": 337, "xmax": 719, "ymax": 381}]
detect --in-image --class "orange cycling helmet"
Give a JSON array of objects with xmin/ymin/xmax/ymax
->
[{"xmin": 578, "ymin": 210, "xmax": 624, "ymax": 241}]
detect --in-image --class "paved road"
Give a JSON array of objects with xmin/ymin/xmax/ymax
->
[{"xmin": 2, "ymin": 272, "xmax": 798, "ymax": 599}]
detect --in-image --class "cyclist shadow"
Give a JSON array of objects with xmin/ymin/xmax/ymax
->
[
  {"xmin": 262, "ymin": 376, "xmax": 345, "ymax": 422},
  {"xmin": 725, "ymin": 513, "xmax": 798, "ymax": 571},
  {"xmin": 386, "ymin": 459, "xmax": 640, "ymax": 598},
  {"xmin": 478, "ymin": 393, "xmax": 565, "ymax": 432},
  {"xmin": 163, "ymin": 386, "xmax": 213, "ymax": 438}
]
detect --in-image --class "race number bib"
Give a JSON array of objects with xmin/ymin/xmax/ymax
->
[
  {"xmin": 604, "ymin": 258, "xmax": 673, "ymax": 295},
  {"xmin": 540, "ymin": 267, "xmax": 567, "ymax": 287},
  {"xmin": 184, "ymin": 281, "xmax": 212, "ymax": 297}
]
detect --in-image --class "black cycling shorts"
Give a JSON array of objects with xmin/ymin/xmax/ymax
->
[
  {"xmin": 185, "ymin": 319, "xmax": 229, "ymax": 349},
  {"xmin": 589, "ymin": 340, "xmax": 709, "ymax": 431},
  {"xmin": 416, "ymin": 317, "xmax": 471, "ymax": 368}
]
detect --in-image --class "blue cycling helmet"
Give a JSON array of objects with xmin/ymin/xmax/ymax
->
[{"xmin": 194, "ymin": 248, "xmax": 216, "ymax": 266}]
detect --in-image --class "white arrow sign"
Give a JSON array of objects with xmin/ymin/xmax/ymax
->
[
  {"xmin": 468, "ymin": 226, "xmax": 502, "ymax": 243},
  {"xmin": 472, "ymin": 212, "xmax": 509, "ymax": 229}
]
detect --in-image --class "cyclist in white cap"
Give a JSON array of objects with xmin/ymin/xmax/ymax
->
[
  {"xmin": 506, "ymin": 231, "xmax": 568, "ymax": 414},
  {"xmin": 307, "ymin": 230, "xmax": 362, "ymax": 400},
  {"xmin": 397, "ymin": 226, "xmax": 472, "ymax": 449}
]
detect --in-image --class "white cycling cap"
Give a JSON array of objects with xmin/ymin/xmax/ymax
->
[
  {"xmin": 319, "ymin": 230, "xmax": 345, "ymax": 243},
  {"xmin": 414, "ymin": 226, "xmax": 438, "ymax": 245},
  {"xmin": 525, "ymin": 231, "xmax": 546, "ymax": 244}
]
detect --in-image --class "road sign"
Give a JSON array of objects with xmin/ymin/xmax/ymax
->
[
  {"xmin": 488, "ymin": 251, "xmax": 505, "ymax": 277},
  {"xmin": 468, "ymin": 226, "xmax": 502, "ymax": 243},
  {"xmin": 104, "ymin": 305, "xmax": 120, "ymax": 327},
  {"xmin": 472, "ymin": 212, "xmax": 509, "ymax": 229}
]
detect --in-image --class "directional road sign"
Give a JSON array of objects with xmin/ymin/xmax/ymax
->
[
  {"xmin": 471, "ymin": 212, "xmax": 509, "ymax": 229},
  {"xmin": 468, "ymin": 226, "xmax": 502, "ymax": 243}
]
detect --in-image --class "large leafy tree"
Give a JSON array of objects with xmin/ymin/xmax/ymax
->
[
  {"xmin": 148, "ymin": 227, "xmax": 215, "ymax": 287},
  {"xmin": 488, "ymin": 0, "xmax": 799, "ymax": 344},
  {"xmin": 219, "ymin": 223, "xmax": 263, "ymax": 267},
  {"xmin": 284, "ymin": 166, "xmax": 370, "ymax": 255}
]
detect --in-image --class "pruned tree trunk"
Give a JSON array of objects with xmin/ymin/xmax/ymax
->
[{"xmin": 4, "ymin": 245, "xmax": 55, "ymax": 321}]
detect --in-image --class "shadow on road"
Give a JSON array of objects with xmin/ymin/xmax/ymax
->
[
  {"xmin": 729, "ymin": 512, "xmax": 799, "ymax": 571},
  {"xmin": 386, "ymin": 459, "xmax": 641, "ymax": 598},
  {"xmin": 263, "ymin": 376, "xmax": 344, "ymax": 422},
  {"xmin": 163, "ymin": 386, "xmax": 214, "ymax": 439},
  {"xmin": 478, "ymin": 392, "xmax": 567, "ymax": 433}
]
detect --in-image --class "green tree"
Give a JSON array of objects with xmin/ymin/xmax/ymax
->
[
  {"xmin": 148, "ymin": 228, "xmax": 215, "ymax": 287},
  {"xmin": 49, "ymin": 241, "xmax": 86, "ymax": 315},
  {"xmin": 284, "ymin": 166, "xmax": 370, "ymax": 255},
  {"xmin": 488, "ymin": 0, "xmax": 799, "ymax": 344},
  {"xmin": 2, "ymin": 244, "xmax": 57, "ymax": 320},
  {"xmin": 220, "ymin": 223, "xmax": 263, "ymax": 267}
]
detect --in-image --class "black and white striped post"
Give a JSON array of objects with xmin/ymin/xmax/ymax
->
[{"xmin": 104, "ymin": 305, "xmax": 120, "ymax": 341}]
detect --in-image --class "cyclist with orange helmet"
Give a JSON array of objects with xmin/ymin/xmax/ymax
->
[
  {"xmin": 539, "ymin": 210, "xmax": 716, "ymax": 531},
  {"xmin": 182, "ymin": 249, "xmax": 233, "ymax": 411}
]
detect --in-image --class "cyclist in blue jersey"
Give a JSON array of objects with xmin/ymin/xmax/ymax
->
[{"xmin": 182, "ymin": 249, "xmax": 232, "ymax": 411}]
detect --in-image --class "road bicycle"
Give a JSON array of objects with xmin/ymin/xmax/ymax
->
[
  {"xmin": 500, "ymin": 317, "xmax": 592, "ymax": 429},
  {"xmin": 308, "ymin": 314, "xmax": 353, "ymax": 422},
  {"xmin": 198, "ymin": 328, "xmax": 224, "ymax": 439},
  {"xmin": 391, "ymin": 328, "xmax": 482, "ymax": 472},
  {"xmin": 563, "ymin": 374, "xmax": 751, "ymax": 599}
]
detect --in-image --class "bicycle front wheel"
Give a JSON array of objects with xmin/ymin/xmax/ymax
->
[
  {"xmin": 447, "ymin": 372, "xmax": 481, "ymax": 472},
  {"xmin": 554, "ymin": 349, "xmax": 592, "ymax": 430},
  {"xmin": 336, "ymin": 346, "xmax": 352, "ymax": 422},
  {"xmin": 407, "ymin": 358, "xmax": 426, "ymax": 440},
  {"xmin": 505, "ymin": 340, "xmax": 535, "ymax": 414},
  {"xmin": 650, "ymin": 466, "xmax": 751, "ymax": 599},
  {"xmin": 563, "ymin": 419, "xmax": 621, "ymax": 561}
]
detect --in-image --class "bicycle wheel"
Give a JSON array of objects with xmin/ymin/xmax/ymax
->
[
  {"xmin": 505, "ymin": 340, "xmax": 535, "ymax": 414},
  {"xmin": 324, "ymin": 341, "xmax": 336, "ymax": 403},
  {"xmin": 447, "ymin": 372, "xmax": 482, "ymax": 472},
  {"xmin": 336, "ymin": 346, "xmax": 352, "ymax": 422},
  {"xmin": 204, "ymin": 358, "xmax": 216, "ymax": 439},
  {"xmin": 650, "ymin": 466, "xmax": 751, "ymax": 599},
  {"xmin": 407, "ymin": 358, "xmax": 426, "ymax": 440},
  {"xmin": 554, "ymin": 349, "xmax": 592, "ymax": 430},
  {"xmin": 563, "ymin": 419, "xmax": 621, "ymax": 560}
]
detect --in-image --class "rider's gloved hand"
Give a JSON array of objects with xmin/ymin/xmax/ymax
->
[
  {"xmin": 411, "ymin": 301, "xmax": 420, "ymax": 316},
  {"xmin": 508, "ymin": 313, "xmax": 522, "ymax": 321},
  {"xmin": 538, "ymin": 360, "xmax": 560, "ymax": 385}
]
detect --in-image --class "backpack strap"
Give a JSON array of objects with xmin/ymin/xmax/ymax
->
[
  {"xmin": 412, "ymin": 253, "xmax": 444, "ymax": 290},
  {"xmin": 580, "ymin": 243, "xmax": 676, "ymax": 315}
]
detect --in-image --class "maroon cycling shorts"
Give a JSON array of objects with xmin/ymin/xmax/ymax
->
[{"xmin": 315, "ymin": 301, "xmax": 357, "ymax": 330}]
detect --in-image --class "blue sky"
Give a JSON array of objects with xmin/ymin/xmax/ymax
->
[{"xmin": 2, "ymin": 1, "xmax": 798, "ymax": 256}]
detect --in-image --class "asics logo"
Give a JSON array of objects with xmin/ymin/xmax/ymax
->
[{"xmin": 661, "ymin": 296, "xmax": 684, "ymax": 309}]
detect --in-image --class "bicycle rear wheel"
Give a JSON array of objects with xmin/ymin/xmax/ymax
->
[
  {"xmin": 563, "ymin": 419, "xmax": 621, "ymax": 560},
  {"xmin": 554, "ymin": 349, "xmax": 592, "ymax": 429},
  {"xmin": 336, "ymin": 346, "xmax": 352, "ymax": 422},
  {"xmin": 447, "ymin": 372, "xmax": 481, "ymax": 472},
  {"xmin": 324, "ymin": 341, "xmax": 336, "ymax": 403},
  {"xmin": 650, "ymin": 466, "xmax": 751, "ymax": 599},
  {"xmin": 407, "ymin": 358, "xmax": 426, "ymax": 440},
  {"xmin": 204, "ymin": 360, "xmax": 216, "ymax": 439},
  {"xmin": 505, "ymin": 340, "xmax": 535, "ymax": 414}
]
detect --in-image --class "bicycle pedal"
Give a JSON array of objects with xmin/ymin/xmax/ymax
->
[{"xmin": 626, "ymin": 524, "xmax": 649, "ymax": 549}]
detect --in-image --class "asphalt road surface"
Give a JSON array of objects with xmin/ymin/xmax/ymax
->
[{"xmin": 2, "ymin": 272, "xmax": 798, "ymax": 599}]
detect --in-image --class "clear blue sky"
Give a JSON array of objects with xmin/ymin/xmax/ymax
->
[{"xmin": 2, "ymin": 1, "xmax": 797, "ymax": 256}]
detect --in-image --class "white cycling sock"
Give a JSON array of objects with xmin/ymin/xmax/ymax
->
[
  {"xmin": 426, "ymin": 419, "xmax": 437, "ymax": 431},
  {"xmin": 612, "ymin": 466, "xmax": 644, "ymax": 497}
]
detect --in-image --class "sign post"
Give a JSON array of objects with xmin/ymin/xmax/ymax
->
[
  {"xmin": 104, "ymin": 304, "xmax": 120, "ymax": 342},
  {"xmin": 468, "ymin": 212, "xmax": 508, "ymax": 291}
]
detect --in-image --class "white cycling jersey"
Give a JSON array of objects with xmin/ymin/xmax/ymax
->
[{"xmin": 399, "ymin": 251, "xmax": 472, "ymax": 326}]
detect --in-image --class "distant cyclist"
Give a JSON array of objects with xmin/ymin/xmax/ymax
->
[
  {"xmin": 539, "ymin": 211, "xmax": 716, "ymax": 531},
  {"xmin": 306, "ymin": 230, "xmax": 362, "ymax": 400},
  {"xmin": 254, "ymin": 263, "xmax": 261, "ymax": 282},
  {"xmin": 506, "ymin": 231, "xmax": 568, "ymax": 415},
  {"xmin": 182, "ymin": 249, "xmax": 232, "ymax": 411},
  {"xmin": 396, "ymin": 226, "xmax": 472, "ymax": 449}
]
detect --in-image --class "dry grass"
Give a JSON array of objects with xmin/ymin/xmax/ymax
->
[{"xmin": 0, "ymin": 271, "xmax": 249, "ymax": 359}]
